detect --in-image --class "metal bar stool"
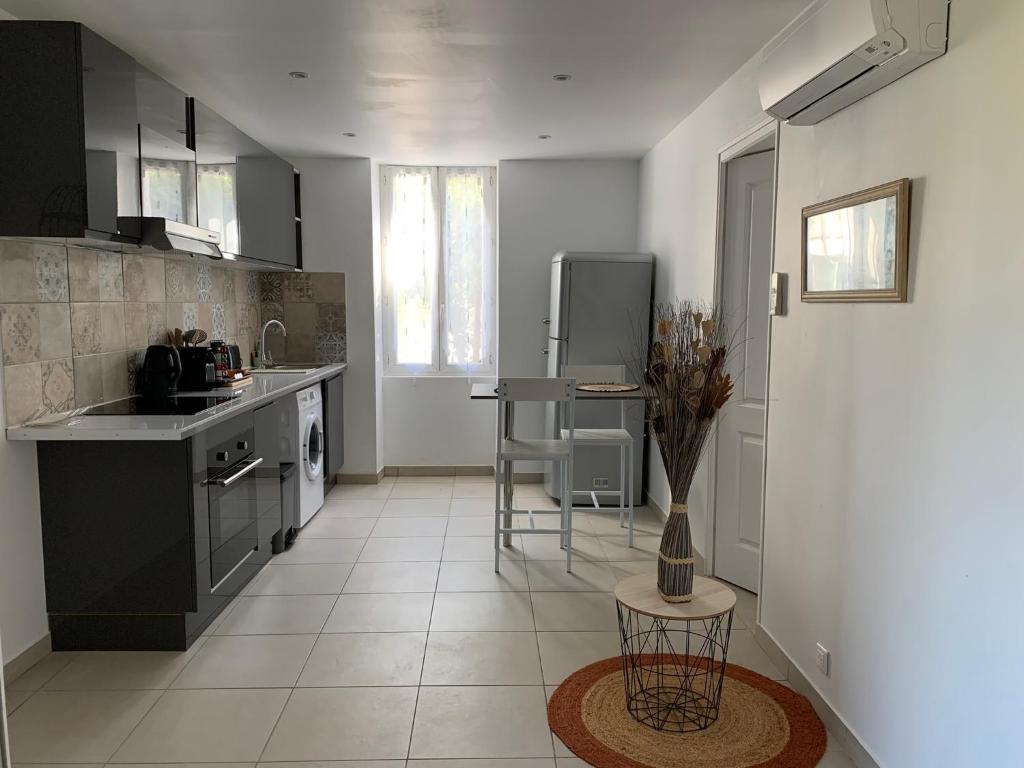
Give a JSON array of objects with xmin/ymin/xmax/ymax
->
[
  {"xmin": 561, "ymin": 365, "xmax": 635, "ymax": 547},
  {"xmin": 495, "ymin": 377, "xmax": 576, "ymax": 573}
]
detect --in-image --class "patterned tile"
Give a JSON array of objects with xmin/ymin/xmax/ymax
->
[
  {"xmin": 98, "ymin": 303, "xmax": 126, "ymax": 352},
  {"xmin": 38, "ymin": 303, "xmax": 72, "ymax": 361},
  {"xmin": 214, "ymin": 268, "xmax": 235, "ymax": 304},
  {"xmin": 259, "ymin": 273, "xmax": 283, "ymax": 303},
  {"xmin": 283, "ymin": 273, "xmax": 314, "ymax": 302},
  {"xmin": 123, "ymin": 254, "xmax": 165, "ymax": 303},
  {"xmin": 315, "ymin": 302, "xmax": 346, "ymax": 334},
  {"xmin": 3, "ymin": 362, "xmax": 42, "ymax": 425},
  {"xmin": 311, "ymin": 272, "xmax": 346, "ymax": 303},
  {"xmin": 260, "ymin": 302, "xmax": 284, "ymax": 324},
  {"xmin": 41, "ymin": 358, "xmax": 74, "ymax": 413},
  {"xmin": 165, "ymin": 260, "xmax": 198, "ymax": 302},
  {"xmin": 237, "ymin": 303, "xmax": 260, "ymax": 336},
  {"xmin": 67, "ymin": 247, "xmax": 100, "ymax": 301},
  {"xmin": 0, "ymin": 240, "xmax": 43, "ymax": 302},
  {"xmin": 35, "ymin": 247, "xmax": 69, "ymax": 302},
  {"xmin": 69, "ymin": 304, "xmax": 101, "ymax": 356},
  {"xmin": 196, "ymin": 263, "xmax": 213, "ymax": 303},
  {"xmin": 72, "ymin": 354, "xmax": 103, "ymax": 407},
  {"xmin": 126, "ymin": 349, "xmax": 146, "ymax": 395},
  {"xmin": 1, "ymin": 304, "xmax": 40, "ymax": 364},
  {"xmin": 212, "ymin": 303, "xmax": 227, "ymax": 340},
  {"xmin": 245, "ymin": 272, "xmax": 259, "ymax": 303},
  {"xmin": 314, "ymin": 332, "xmax": 347, "ymax": 364},
  {"xmin": 101, "ymin": 351, "xmax": 130, "ymax": 401},
  {"xmin": 97, "ymin": 250, "xmax": 124, "ymax": 301},
  {"xmin": 125, "ymin": 303, "xmax": 169, "ymax": 349}
]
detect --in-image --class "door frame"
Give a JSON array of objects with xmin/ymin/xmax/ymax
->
[{"xmin": 705, "ymin": 118, "xmax": 781, "ymax": 606}]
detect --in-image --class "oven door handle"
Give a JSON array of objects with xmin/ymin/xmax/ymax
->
[{"xmin": 203, "ymin": 456, "xmax": 263, "ymax": 487}]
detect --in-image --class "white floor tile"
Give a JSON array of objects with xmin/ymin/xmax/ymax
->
[
  {"xmin": 522, "ymin": 535, "xmax": 604, "ymax": 562},
  {"xmin": 389, "ymin": 484, "xmax": 454, "ymax": 499},
  {"xmin": 358, "ymin": 537, "xmax": 444, "ymax": 563},
  {"xmin": 111, "ymin": 689, "xmax": 289, "ymax": 763},
  {"xmin": 327, "ymin": 484, "xmax": 392, "ymax": 500},
  {"xmin": 444, "ymin": 516, "xmax": 500, "ymax": 537},
  {"xmin": 451, "ymin": 483, "xmax": 495, "ymax": 498},
  {"xmin": 513, "ymin": 484, "xmax": 552, "ymax": 499},
  {"xmin": 449, "ymin": 498, "xmax": 495, "ymax": 516},
  {"xmin": 301, "ymin": 516, "xmax": 377, "ymax": 539},
  {"xmin": 536, "ymin": 632, "xmax": 621, "ymax": 685},
  {"xmin": 43, "ymin": 650, "xmax": 196, "ymax": 691},
  {"xmin": 408, "ymin": 761, "xmax": 555, "ymax": 768},
  {"xmin": 214, "ymin": 595, "xmax": 336, "ymax": 635},
  {"xmin": 262, "ymin": 762, "xmax": 402, "ymax": 768},
  {"xmin": 343, "ymin": 561, "xmax": 440, "ymax": 593},
  {"xmin": 7, "ymin": 652, "xmax": 78, "ymax": 691},
  {"xmin": 431, "ymin": 592, "xmax": 536, "ymax": 632},
  {"xmin": 319, "ymin": 499, "xmax": 387, "ymax": 518},
  {"xmin": 443, "ymin": 535, "xmax": 525, "ymax": 562},
  {"xmin": 273, "ymin": 538, "xmax": 365, "ymax": 564},
  {"xmin": 171, "ymin": 635, "xmax": 317, "ymax": 689},
  {"xmin": 422, "ymin": 632, "xmax": 543, "ymax": 686},
  {"xmin": 436, "ymin": 561, "xmax": 529, "ymax": 592},
  {"xmin": 4, "ymin": 687, "xmax": 32, "ymax": 715},
  {"xmin": 246, "ymin": 564, "xmax": 353, "ymax": 595},
  {"xmin": 530, "ymin": 593, "xmax": 619, "ymax": 632},
  {"xmin": 409, "ymin": 686, "xmax": 552, "ymax": 759},
  {"xmin": 262, "ymin": 687, "xmax": 417, "ymax": 761},
  {"xmin": 598, "ymin": 534, "xmax": 660, "ymax": 561},
  {"xmin": 298, "ymin": 632, "xmax": 426, "ymax": 686},
  {"xmin": 324, "ymin": 593, "xmax": 434, "ymax": 633},
  {"xmin": 8, "ymin": 690, "xmax": 160, "ymax": 763},
  {"xmin": 395, "ymin": 475, "xmax": 454, "ymax": 485},
  {"xmin": 381, "ymin": 499, "xmax": 451, "ymax": 517},
  {"xmin": 525, "ymin": 560, "xmax": 618, "ymax": 592},
  {"xmin": 372, "ymin": 516, "xmax": 449, "ymax": 538}
]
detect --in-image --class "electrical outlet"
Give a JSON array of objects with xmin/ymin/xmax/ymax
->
[
  {"xmin": 815, "ymin": 643, "xmax": 831, "ymax": 677},
  {"xmin": 593, "ymin": 477, "xmax": 609, "ymax": 489}
]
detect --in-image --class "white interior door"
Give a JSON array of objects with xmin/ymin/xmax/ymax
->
[{"xmin": 713, "ymin": 150, "xmax": 774, "ymax": 593}]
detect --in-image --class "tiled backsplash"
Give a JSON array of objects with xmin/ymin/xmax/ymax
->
[
  {"xmin": 259, "ymin": 272, "xmax": 346, "ymax": 365},
  {"xmin": 0, "ymin": 238, "xmax": 262, "ymax": 426}
]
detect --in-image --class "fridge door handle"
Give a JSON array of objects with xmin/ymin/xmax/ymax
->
[
  {"xmin": 541, "ymin": 318, "xmax": 551, "ymax": 325},
  {"xmin": 541, "ymin": 348, "xmax": 549, "ymax": 355}
]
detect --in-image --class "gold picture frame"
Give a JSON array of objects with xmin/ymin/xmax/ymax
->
[{"xmin": 801, "ymin": 178, "xmax": 911, "ymax": 302}]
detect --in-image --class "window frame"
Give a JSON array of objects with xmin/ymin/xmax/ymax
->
[{"xmin": 381, "ymin": 164, "xmax": 496, "ymax": 377}]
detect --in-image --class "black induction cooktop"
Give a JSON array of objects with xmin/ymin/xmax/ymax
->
[{"xmin": 85, "ymin": 395, "xmax": 239, "ymax": 417}]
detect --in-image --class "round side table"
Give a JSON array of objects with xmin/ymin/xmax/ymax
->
[{"xmin": 613, "ymin": 573, "xmax": 736, "ymax": 732}]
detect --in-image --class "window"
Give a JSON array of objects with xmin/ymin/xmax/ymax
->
[
  {"xmin": 197, "ymin": 164, "xmax": 240, "ymax": 254},
  {"xmin": 380, "ymin": 165, "xmax": 496, "ymax": 375}
]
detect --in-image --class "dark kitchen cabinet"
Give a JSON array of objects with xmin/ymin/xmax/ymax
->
[
  {"xmin": 194, "ymin": 98, "xmax": 301, "ymax": 269},
  {"xmin": 0, "ymin": 21, "xmax": 140, "ymax": 238},
  {"xmin": 322, "ymin": 373, "xmax": 345, "ymax": 490}
]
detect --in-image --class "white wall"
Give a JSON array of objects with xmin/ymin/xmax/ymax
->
[
  {"xmin": 292, "ymin": 157, "xmax": 381, "ymax": 475},
  {"xmin": 762, "ymin": 2, "xmax": 1024, "ymax": 765},
  {"xmin": 639, "ymin": 1, "xmax": 1024, "ymax": 765},
  {"xmin": 497, "ymin": 159, "xmax": 640, "ymax": 460},
  {"xmin": 637, "ymin": 56, "xmax": 769, "ymax": 547},
  {"xmin": 0, "ymin": 365, "xmax": 48, "ymax": 665}
]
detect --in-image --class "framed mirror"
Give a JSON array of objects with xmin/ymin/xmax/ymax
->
[{"xmin": 801, "ymin": 178, "xmax": 911, "ymax": 302}]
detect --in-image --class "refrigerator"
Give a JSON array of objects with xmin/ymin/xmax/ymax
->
[{"xmin": 543, "ymin": 251, "xmax": 653, "ymax": 503}]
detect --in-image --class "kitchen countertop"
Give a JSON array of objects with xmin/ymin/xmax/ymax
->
[{"xmin": 5, "ymin": 364, "xmax": 347, "ymax": 441}]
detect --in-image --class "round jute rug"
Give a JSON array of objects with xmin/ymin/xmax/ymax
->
[{"xmin": 548, "ymin": 656, "xmax": 826, "ymax": 768}]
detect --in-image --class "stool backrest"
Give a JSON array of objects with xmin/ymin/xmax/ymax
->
[
  {"xmin": 562, "ymin": 364, "xmax": 625, "ymax": 385},
  {"xmin": 497, "ymin": 377, "xmax": 575, "ymax": 403}
]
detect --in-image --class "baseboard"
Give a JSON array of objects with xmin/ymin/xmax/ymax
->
[
  {"xmin": 3, "ymin": 634, "xmax": 50, "ymax": 686},
  {"xmin": 338, "ymin": 468, "xmax": 385, "ymax": 485},
  {"xmin": 753, "ymin": 624, "xmax": 882, "ymax": 768},
  {"xmin": 383, "ymin": 465, "xmax": 495, "ymax": 477}
]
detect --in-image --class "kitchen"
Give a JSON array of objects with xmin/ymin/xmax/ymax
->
[{"xmin": 1, "ymin": 1, "xmax": 1010, "ymax": 767}]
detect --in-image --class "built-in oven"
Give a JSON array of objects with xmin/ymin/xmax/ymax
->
[{"xmin": 202, "ymin": 424, "xmax": 263, "ymax": 591}]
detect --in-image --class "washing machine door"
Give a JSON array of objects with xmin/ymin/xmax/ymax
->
[{"xmin": 302, "ymin": 412, "xmax": 324, "ymax": 481}]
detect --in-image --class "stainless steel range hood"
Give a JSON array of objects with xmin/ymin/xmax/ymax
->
[{"xmin": 118, "ymin": 217, "xmax": 223, "ymax": 259}]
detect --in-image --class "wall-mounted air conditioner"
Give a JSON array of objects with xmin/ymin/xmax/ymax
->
[{"xmin": 759, "ymin": 0, "xmax": 950, "ymax": 126}]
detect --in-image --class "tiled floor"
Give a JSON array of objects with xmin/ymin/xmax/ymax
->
[{"xmin": 5, "ymin": 478, "xmax": 854, "ymax": 767}]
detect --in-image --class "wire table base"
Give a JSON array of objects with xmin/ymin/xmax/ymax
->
[{"xmin": 614, "ymin": 575, "xmax": 736, "ymax": 733}]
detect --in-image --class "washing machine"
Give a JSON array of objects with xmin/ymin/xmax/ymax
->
[{"xmin": 294, "ymin": 384, "xmax": 325, "ymax": 527}]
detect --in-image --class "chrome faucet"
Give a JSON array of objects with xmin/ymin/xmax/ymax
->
[{"xmin": 259, "ymin": 319, "xmax": 287, "ymax": 368}]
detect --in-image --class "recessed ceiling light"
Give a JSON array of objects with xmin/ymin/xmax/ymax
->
[
  {"xmin": 288, "ymin": 71, "xmax": 309, "ymax": 79},
  {"xmin": 538, "ymin": 134, "xmax": 552, "ymax": 140},
  {"xmin": 552, "ymin": 73, "xmax": 572, "ymax": 82},
  {"xmin": 342, "ymin": 132, "xmax": 357, "ymax": 138}
]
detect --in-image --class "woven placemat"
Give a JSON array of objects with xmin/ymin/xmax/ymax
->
[{"xmin": 549, "ymin": 656, "xmax": 826, "ymax": 768}]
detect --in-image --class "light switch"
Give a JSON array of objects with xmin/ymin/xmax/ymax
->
[{"xmin": 769, "ymin": 272, "xmax": 786, "ymax": 316}]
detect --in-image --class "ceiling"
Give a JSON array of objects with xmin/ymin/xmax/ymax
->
[{"xmin": 0, "ymin": 0, "xmax": 805, "ymax": 163}]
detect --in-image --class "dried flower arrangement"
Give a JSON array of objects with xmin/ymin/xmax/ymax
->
[{"xmin": 628, "ymin": 300, "xmax": 735, "ymax": 602}]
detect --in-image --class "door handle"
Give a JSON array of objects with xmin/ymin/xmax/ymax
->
[
  {"xmin": 203, "ymin": 457, "xmax": 263, "ymax": 487},
  {"xmin": 541, "ymin": 318, "xmax": 551, "ymax": 325},
  {"xmin": 541, "ymin": 348, "xmax": 549, "ymax": 355}
]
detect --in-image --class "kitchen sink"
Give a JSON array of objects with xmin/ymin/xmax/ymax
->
[{"xmin": 250, "ymin": 364, "xmax": 321, "ymax": 374}]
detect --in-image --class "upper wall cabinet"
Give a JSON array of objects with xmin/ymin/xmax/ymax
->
[
  {"xmin": 193, "ymin": 99, "xmax": 301, "ymax": 269},
  {"xmin": 0, "ymin": 20, "xmax": 303, "ymax": 270},
  {"xmin": 0, "ymin": 21, "xmax": 141, "ymax": 238}
]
